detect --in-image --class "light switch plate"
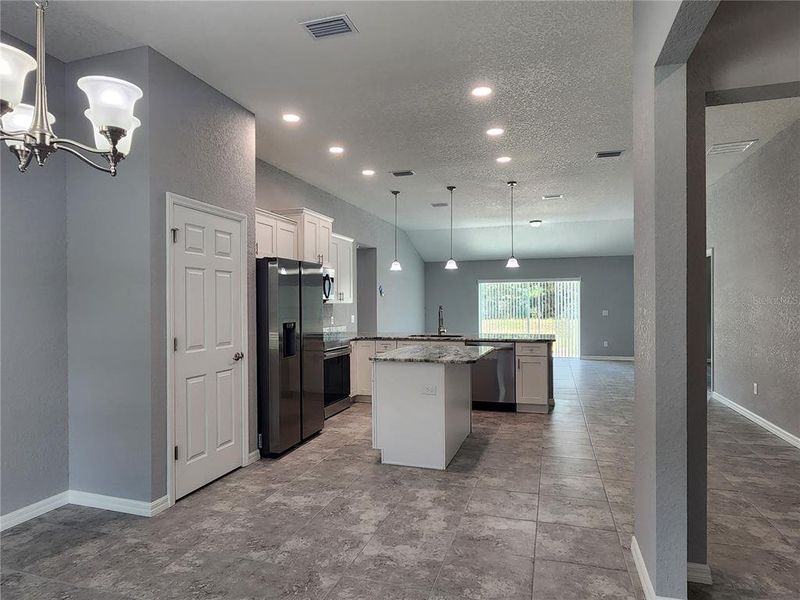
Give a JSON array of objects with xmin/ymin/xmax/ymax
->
[
  {"xmin": 753, "ymin": 382, "xmax": 758, "ymax": 395},
  {"xmin": 351, "ymin": 315, "xmax": 355, "ymax": 323},
  {"xmin": 602, "ymin": 309, "xmax": 609, "ymax": 317},
  {"xmin": 603, "ymin": 340, "xmax": 609, "ymax": 347}
]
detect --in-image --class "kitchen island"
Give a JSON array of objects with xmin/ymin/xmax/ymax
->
[
  {"xmin": 370, "ymin": 344, "xmax": 495, "ymax": 470},
  {"xmin": 351, "ymin": 333, "xmax": 555, "ymax": 413}
]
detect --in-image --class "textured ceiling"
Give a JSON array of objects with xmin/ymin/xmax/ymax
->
[
  {"xmin": 706, "ymin": 97, "xmax": 800, "ymax": 186},
  {"xmin": 1, "ymin": 1, "xmax": 634, "ymax": 260}
]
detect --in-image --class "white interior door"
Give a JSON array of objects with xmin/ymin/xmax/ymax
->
[{"xmin": 172, "ymin": 202, "xmax": 244, "ymax": 499}]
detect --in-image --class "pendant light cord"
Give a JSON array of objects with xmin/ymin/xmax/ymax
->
[
  {"xmin": 449, "ymin": 186, "xmax": 455, "ymax": 258},
  {"xmin": 392, "ymin": 190, "xmax": 399, "ymax": 260},
  {"xmin": 509, "ymin": 182, "xmax": 516, "ymax": 256}
]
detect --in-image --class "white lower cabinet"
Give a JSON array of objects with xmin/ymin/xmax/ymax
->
[
  {"xmin": 353, "ymin": 341, "xmax": 376, "ymax": 397},
  {"xmin": 515, "ymin": 343, "xmax": 549, "ymax": 412},
  {"xmin": 352, "ymin": 340, "xmax": 399, "ymax": 398}
]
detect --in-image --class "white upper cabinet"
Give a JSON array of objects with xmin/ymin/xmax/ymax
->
[
  {"xmin": 273, "ymin": 208, "xmax": 334, "ymax": 266},
  {"xmin": 255, "ymin": 209, "xmax": 298, "ymax": 259},
  {"xmin": 331, "ymin": 233, "xmax": 354, "ymax": 303}
]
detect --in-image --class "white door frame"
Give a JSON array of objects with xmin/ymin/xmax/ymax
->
[
  {"xmin": 166, "ymin": 192, "xmax": 249, "ymax": 507},
  {"xmin": 706, "ymin": 247, "xmax": 714, "ymax": 393}
]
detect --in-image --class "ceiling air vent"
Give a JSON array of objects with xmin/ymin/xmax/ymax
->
[
  {"xmin": 707, "ymin": 139, "xmax": 757, "ymax": 155},
  {"xmin": 431, "ymin": 202, "xmax": 449, "ymax": 208},
  {"xmin": 392, "ymin": 170, "xmax": 415, "ymax": 177},
  {"xmin": 595, "ymin": 150, "xmax": 624, "ymax": 159},
  {"xmin": 300, "ymin": 14, "xmax": 358, "ymax": 39}
]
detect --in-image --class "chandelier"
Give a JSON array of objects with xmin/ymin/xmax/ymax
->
[{"xmin": 0, "ymin": 1, "xmax": 142, "ymax": 176}]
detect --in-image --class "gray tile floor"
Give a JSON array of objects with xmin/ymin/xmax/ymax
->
[{"xmin": 2, "ymin": 359, "xmax": 799, "ymax": 599}]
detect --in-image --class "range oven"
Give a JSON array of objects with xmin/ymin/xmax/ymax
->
[{"xmin": 323, "ymin": 344, "xmax": 351, "ymax": 418}]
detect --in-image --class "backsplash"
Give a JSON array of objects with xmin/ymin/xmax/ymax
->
[{"xmin": 323, "ymin": 302, "xmax": 357, "ymax": 333}]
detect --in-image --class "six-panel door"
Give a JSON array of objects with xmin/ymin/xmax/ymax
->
[{"xmin": 173, "ymin": 204, "xmax": 244, "ymax": 499}]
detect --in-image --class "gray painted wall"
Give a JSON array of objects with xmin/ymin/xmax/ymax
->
[
  {"xmin": 356, "ymin": 248, "xmax": 378, "ymax": 335},
  {"xmin": 64, "ymin": 47, "xmax": 256, "ymax": 502},
  {"xmin": 65, "ymin": 47, "xmax": 153, "ymax": 502},
  {"xmin": 256, "ymin": 160, "xmax": 425, "ymax": 334},
  {"xmin": 147, "ymin": 48, "xmax": 256, "ymax": 496},
  {"xmin": 424, "ymin": 256, "xmax": 634, "ymax": 356},
  {"xmin": 708, "ymin": 120, "xmax": 800, "ymax": 437},
  {"xmin": 0, "ymin": 34, "xmax": 69, "ymax": 515}
]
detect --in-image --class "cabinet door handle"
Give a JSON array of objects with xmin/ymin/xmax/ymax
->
[{"xmin": 517, "ymin": 358, "xmax": 520, "ymax": 370}]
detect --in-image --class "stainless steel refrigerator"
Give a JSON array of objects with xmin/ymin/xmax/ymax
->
[{"xmin": 256, "ymin": 258, "xmax": 324, "ymax": 456}]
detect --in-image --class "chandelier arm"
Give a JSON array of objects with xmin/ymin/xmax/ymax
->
[
  {"xmin": 0, "ymin": 134, "xmax": 29, "ymax": 143},
  {"xmin": 52, "ymin": 137, "xmax": 111, "ymax": 156},
  {"xmin": 55, "ymin": 144, "xmax": 115, "ymax": 175}
]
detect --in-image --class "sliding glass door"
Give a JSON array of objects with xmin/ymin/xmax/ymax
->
[{"xmin": 478, "ymin": 279, "xmax": 581, "ymax": 357}]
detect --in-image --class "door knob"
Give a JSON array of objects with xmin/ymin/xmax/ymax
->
[{"xmin": 233, "ymin": 352, "xmax": 244, "ymax": 362}]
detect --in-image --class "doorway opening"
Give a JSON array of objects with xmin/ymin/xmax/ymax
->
[{"xmin": 477, "ymin": 279, "xmax": 581, "ymax": 357}]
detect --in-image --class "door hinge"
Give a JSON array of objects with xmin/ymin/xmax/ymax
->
[
  {"xmin": 255, "ymin": 242, "xmax": 258, "ymax": 255},
  {"xmin": 174, "ymin": 445, "xmax": 179, "ymax": 460},
  {"xmin": 257, "ymin": 433, "xmax": 263, "ymax": 449},
  {"xmin": 173, "ymin": 337, "xmax": 178, "ymax": 352},
  {"xmin": 171, "ymin": 227, "xmax": 179, "ymax": 243}
]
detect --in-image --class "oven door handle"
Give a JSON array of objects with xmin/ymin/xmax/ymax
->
[{"xmin": 324, "ymin": 347, "xmax": 351, "ymax": 359}]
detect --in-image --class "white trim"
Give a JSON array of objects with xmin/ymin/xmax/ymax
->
[
  {"xmin": 631, "ymin": 536, "xmax": 656, "ymax": 600},
  {"xmin": 0, "ymin": 490, "xmax": 169, "ymax": 531},
  {"xmin": 582, "ymin": 355, "xmax": 635, "ymax": 362},
  {"xmin": 688, "ymin": 562, "xmax": 713, "ymax": 585},
  {"xmin": 247, "ymin": 450, "xmax": 261, "ymax": 465},
  {"xmin": 711, "ymin": 391, "xmax": 800, "ymax": 449},
  {"xmin": 166, "ymin": 192, "xmax": 250, "ymax": 507},
  {"xmin": 706, "ymin": 247, "xmax": 714, "ymax": 391},
  {"xmin": 0, "ymin": 492, "xmax": 70, "ymax": 532},
  {"xmin": 69, "ymin": 491, "xmax": 169, "ymax": 517}
]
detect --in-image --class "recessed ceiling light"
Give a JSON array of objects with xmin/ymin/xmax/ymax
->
[
  {"xmin": 361, "ymin": 169, "xmax": 375, "ymax": 176},
  {"xmin": 542, "ymin": 194, "xmax": 563, "ymax": 200},
  {"xmin": 471, "ymin": 86, "xmax": 492, "ymax": 97},
  {"xmin": 486, "ymin": 127, "xmax": 504, "ymax": 136},
  {"xmin": 329, "ymin": 146, "xmax": 344, "ymax": 154},
  {"xmin": 282, "ymin": 113, "xmax": 301, "ymax": 123},
  {"xmin": 496, "ymin": 156, "xmax": 511, "ymax": 163},
  {"xmin": 529, "ymin": 219, "xmax": 543, "ymax": 228}
]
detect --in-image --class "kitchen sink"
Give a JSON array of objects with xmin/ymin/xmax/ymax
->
[{"xmin": 408, "ymin": 334, "xmax": 464, "ymax": 339}]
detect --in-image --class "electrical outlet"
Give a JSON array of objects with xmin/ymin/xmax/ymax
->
[
  {"xmin": 330, "ymin": 316, "xmax": 334, "ymax": 325},
  {"xmin": 422, "ymin": 384, "xmax": 437, "ymax": 396},
  {"xmin": 351, "ymin": 314, "xmax": 355, "ymax": 324},
  {"xmin": 753, "ymin": 382, "xmax": 758, "ymax": 395},
  {"xmin": 602, "ymin": 309, "xmax": 609, "ymax": 317},
  {"xmin": 603, "ymin": 340, "xmax": 609, "ymax": 348}
]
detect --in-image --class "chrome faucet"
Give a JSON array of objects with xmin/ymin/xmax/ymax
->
[{"xmin": 438, "ymin": 305, "xmax": 447, "ymax": 335}]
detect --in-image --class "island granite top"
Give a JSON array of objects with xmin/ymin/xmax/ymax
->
[
  {"xmin": 353, "ymin": 333, "xmax": 555, "ymax": 343},
  {"xmin": 370, "ymin": 344, "xmax": 496, "ymax": 364}
]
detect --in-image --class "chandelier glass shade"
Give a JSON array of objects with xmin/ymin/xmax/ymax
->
[
  {"xmin": 0, "ymin": 44, "xmax": 37, "ymax": 108},
  {"xmin": 0, "ymin": 2, "xmax": 142, "ymax": 176}
]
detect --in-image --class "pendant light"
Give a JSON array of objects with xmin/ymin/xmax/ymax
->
[
  {"xmin": 505, "ymin": 181, "xmax": 519, "ymax": 268},
  {"xmin": 390, "ymin": 190, "xmax": 402, "ymax": 271},
  {"xmin": 444, "ymin": 185, "xmax": 458, "ymax": 270}
]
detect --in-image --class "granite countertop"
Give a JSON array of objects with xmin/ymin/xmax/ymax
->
[
  {"xmin": 353, "ymin": 333, "xmax": 555, "ymax": 343},
  {"xmin": 370, "ymin": 344, "xmax": 496, "ymax": 364}
]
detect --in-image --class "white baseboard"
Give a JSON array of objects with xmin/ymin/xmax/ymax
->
[
  {"xmin": 687, "ymin": 562, "xmax": 713, "ymax": 585},
  {"xmin": 581, "ymin": 355, "xmax": 635, "ymax": 362},
  {"xmin": 247, "ymin": 450, "xmax": 261, "ymax": 465},
  {"xmin": 711, "ymin": 391, "xmax": 800, "ymax": 449},
  {"xmin": 630, "ymin": 536, "xmax": 684, "ymax": 600},
  {"xmin": 69, "ymin": 490, "xmax": 169, "ymax": 517},
  {"xmin": 0, "ymin": 491, "xmax": 70, "ymax": 532}
]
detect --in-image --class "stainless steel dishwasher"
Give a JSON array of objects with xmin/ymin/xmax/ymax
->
[{"xmin": 465, "ymin": 341, "xmax": 516, "ymax": 411}]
